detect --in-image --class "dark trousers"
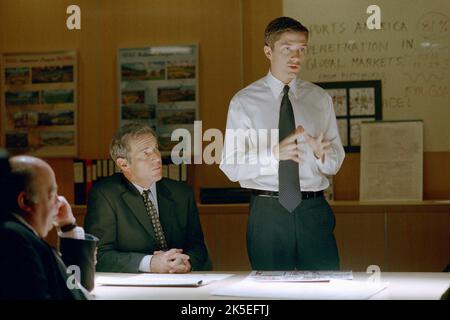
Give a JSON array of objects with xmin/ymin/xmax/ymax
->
[{"xmin": 247, "ymin": 194, "xmax": 340, "ymax": 271}]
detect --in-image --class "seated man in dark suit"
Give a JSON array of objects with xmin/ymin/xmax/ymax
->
[
  {"xmin": 84, "ymin": 122, "xmax": 210, "ymax": 273},
  {"xmin": 0, "ymin": 155, "xmax": 95, "ymax": 300}
]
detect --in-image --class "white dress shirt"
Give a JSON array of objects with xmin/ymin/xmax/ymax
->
[
  {"xmin": 13, "ymin": 213, "xmax": 85, "ymax": 240},
  {"xmin": 220, "ymin": 71, "xmax": 345, "ymax": 192},
  {"xmin": 131, "ymin": 182, "xmax": 159, "ymax": 273}
]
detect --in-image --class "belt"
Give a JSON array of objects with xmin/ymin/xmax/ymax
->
[{"xmin": 251, "ymin": 189, "xmax": 324, "ymax": 200}]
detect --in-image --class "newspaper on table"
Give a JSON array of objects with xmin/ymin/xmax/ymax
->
[
  {"xmin": 212, "ymin": 276, "xmax": 387, "ymax": 300},
  {"xmin": 249, "ymin": 270, "xmax": 353, "ymax": 282}
]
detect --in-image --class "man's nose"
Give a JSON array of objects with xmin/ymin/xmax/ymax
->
[
  {"xmin": 153, "ymin": 151, "xmax": 162, "ymax": 162},
  {"xmin": 290, "ymin": 50, "xmax": 301, "ymax": 60},
  {"xmin": 56, "ymin": 195, "xmax": 63, "ymax": 207}
]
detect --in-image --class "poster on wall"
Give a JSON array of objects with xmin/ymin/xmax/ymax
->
[
  {"xmin": 316, "ymin": 80, "xmax": 382, "ymax": 153},
  {"xmin": 118, "ymin": 45, "xmax": 198, "ymax": 156},
  {"xmin": 0, "ymin": 51, "xmax": 78, "ymax": 157},
  {"xmin": 360, "ymin": 120, "xmax": 423, "ymax": 201}
]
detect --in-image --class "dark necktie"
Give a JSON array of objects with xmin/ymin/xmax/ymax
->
[
  {"xmin": 142, "ymin": 190, "xmax": 168, "ymax": 250},
  {"xmin": 278, "ymin": 85, "xmax": 302, "ymax": 212}
]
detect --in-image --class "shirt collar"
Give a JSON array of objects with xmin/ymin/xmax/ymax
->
[
  {"xmin": 13, "ymin": 213, "xmax": 41, "ymax": 238},
  {"xmin": 132, "ymin": 181, "xmax": 157, "ymax": 197},
  {"xmin": 266, "ymin": 70, "xmax": 298, "ymax": 99}
]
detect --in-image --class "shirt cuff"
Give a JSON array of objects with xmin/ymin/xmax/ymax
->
[
  {"xmin": 58, "ymin": 226, "xmax": 85, "ymax": 239},
  {"xmin": 138, "ymin": 255, "xmax": 153, "ymax": 272}
]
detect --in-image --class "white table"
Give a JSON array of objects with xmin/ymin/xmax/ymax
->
[{"xmin": 91, "ymin": 271, "xmax": 450, "ymax": 300}]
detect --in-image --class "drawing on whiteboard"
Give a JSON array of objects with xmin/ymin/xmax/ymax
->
[{"xmin": 327, "ymin": 88, "xmax": 347, "ymax": 116}]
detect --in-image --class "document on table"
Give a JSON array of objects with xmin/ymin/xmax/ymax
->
[
  {"xmin": 212, "ymin": 273, "xmax": 387, "ymax": 300},
  {"xmin": 96, "ymin": 273, "xmax": 233, "ymax": 287},
  {"xmin": 249, "ymin": 270, "xmax": 353, "ymax": 282}
]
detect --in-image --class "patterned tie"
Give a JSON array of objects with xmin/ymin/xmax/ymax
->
[
  {"xmin": 278, "ymin": 85, "xmax": 302, "ymax": 212},
  {"xmin": 142, "ymin": 190, "xmax": 168, "ymax": 250}
]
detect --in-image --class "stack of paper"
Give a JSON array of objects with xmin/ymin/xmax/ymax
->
[{"xmin": 96, "ymin": 273, "xmax": 232, "ymax": 287}]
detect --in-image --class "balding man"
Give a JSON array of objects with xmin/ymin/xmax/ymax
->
[{"xmin": 0, "ymin": 155, "xmax": 96, "ymax": 300}]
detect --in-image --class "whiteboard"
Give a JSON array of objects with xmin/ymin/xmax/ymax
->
[
  {"xmin": 285, "ymin": 0, "xmax": 450, "ymax": 151},
  {"xmin": 359, "ymin": 121, "xmax": 423, "ymax": 201}
]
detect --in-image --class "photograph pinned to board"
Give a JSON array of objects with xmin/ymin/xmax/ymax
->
[
  {"xmin": 1, "ymin": 51, "xmax": 78, "ymax": 157},
  {"xmin": 359, "ymin": 120, "xmax": 423, "ymax": 201},
  {"xmin": 315, "ymin": 80, "xmax": 382, "ymax": 153},
  {"xmin": 118, "ymin": 45, "xmax": 198, "ymax": 156},
  {"xmin": 350, "ymin": 117, "xmax": 375, "ymax": 146},
  {"xmin": 349, "ymin": 87, "xmax": 375, "ymax": 116},
  {"xmin": 326, "ymin": 88, "xmax": 347, "ymax": 116}
]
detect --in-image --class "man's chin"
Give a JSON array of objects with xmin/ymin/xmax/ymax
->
[
  {"xmin": 42, "ymin": 228, "xmax": 50, "ymax": 238},
  {"xmin": 153, "ymin": 172, "xmax": 163, "ymax": 181},
  {"xmin": 288, "ymin": 70, "xmax": 300, "ymax": 77}
]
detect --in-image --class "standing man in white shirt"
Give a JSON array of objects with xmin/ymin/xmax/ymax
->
[{"xmin": 220, "ymin": 17, "xmax": 345, "ymax": 270}]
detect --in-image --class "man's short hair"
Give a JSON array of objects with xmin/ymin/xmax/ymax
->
[
  {"xmin": 4, "ymin": 160, "xmax": 38, "ymax": 213},
  {"xmin": 110, "ymin": 122, "xmax": 157, "ymax": 163},
  {"xmin": 12, "ymin": 165, "xmax": 37, "ymax": 198},
  {"xmin": 264, "ymin": 16, "xmax": 309, "ymax": 48}
]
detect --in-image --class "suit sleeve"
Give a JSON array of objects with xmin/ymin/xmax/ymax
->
[
  {"xmin": 182, "ymin": 188, "xmax": 210, "ymax": 271},
  {"xmin": 84, "ymin": 186, "xmax": 146, "ymax": 272},
  {"xmin": 0, "ymin": 230, "xmax": 51, "ymax": 299}
]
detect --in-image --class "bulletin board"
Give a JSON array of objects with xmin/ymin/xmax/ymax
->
[
  {"xmin": 0, "ymin": 51, "xmax": 78, "ymax": 157},
  {"xmin": 117, "ymin": 45, "xmax": 198, "ymax": 156},
  {"xmin": 316, "ymin": 80, "xmax": 382, "ymax": 152}
]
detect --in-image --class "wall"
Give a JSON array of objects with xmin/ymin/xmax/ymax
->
[
  {"xmin": 3, "ymin": 0, "xmax": 448, "ymax": 272},
  {"xmin": 2, "ymin": 0, "xmax": 448, "ymax": 201},
  {"xmin": 284, "ymin": 0, "xmax": 450, "ymax": 200},
  {"xmin": 0, "ymin": 0, "xmax": 286, "ymax": 200},
  {"xmin": 285, "ymin": 0, "xmax": 450, "ymax": 151}
]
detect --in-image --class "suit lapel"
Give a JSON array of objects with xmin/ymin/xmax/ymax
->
[
  {"xmin": 156, "ymin": 180, "xmax": 177, "ymax": 246},
  {"xmin": 50, "ymin": 246, "xmax": 89, "ymax": 300},
  {"xmin": 120, "ymin": 176, "xmax": 157, "ymax": 241},
  {"xmin": 8, "ymin": 214, "xmax": 88, "ymax": 300}
]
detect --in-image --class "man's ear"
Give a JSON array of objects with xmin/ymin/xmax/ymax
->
[
  {"xmin": 116, "ymin": 158, "xmax": 129, "ymax": 172},
  {"xmin": 264, "ymin": 45, "xmax": 272, "ymax": 60},
  {"xmin": 17, "ymin": 192, "xmax": 32, "ymax": 212}
]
